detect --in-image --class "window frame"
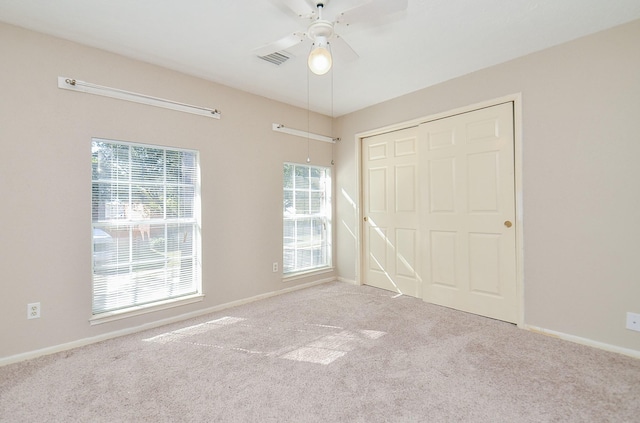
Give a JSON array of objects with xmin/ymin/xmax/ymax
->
[
  {"xmin": 90, "ymin": 138, "xmax": 202, "ymax": 323},
  {"xmin": 283, "ymin": 162, "xmax": 332, "ymax": 276}
]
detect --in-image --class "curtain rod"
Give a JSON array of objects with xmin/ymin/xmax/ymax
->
[
  {"xmin": 272, "ymin": 123, "xmax": 339, "ymax": 143},
  {"xmin": 58, "ymin": 77, "xmax": 221, "ymax": 119}
]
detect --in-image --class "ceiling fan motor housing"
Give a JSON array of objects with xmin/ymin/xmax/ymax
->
[{"xmin": 308, "ymin": 20, "xmax": 334, "ymax": 43}]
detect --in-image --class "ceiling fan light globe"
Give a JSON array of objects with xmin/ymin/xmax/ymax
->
[{"xmin": 308, "ymin": 46, "xmax": 332, "ymax": 75}]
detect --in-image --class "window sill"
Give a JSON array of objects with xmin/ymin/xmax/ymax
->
[
  {"xmin": 89, "ymin": 293, "xmax": 205, "ymax": 325},
  {"xmin": 282, "ymin": 267, "xmax": 335, "ymax": 283}
]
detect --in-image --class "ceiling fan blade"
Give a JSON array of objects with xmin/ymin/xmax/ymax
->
[
  {"xmin": 335, "ymin": 0, "xmax": 408, "ymax": 26},
  {"xmin": 330, "ymin": 35, "xmax": 359, "ymax": 63},
  {"xmin": 270, "ymin": 0, "xmax": 316, "ymax": 19},
  {"xmin": 253, "ymin": 32, "xmax": 306, "ymax": 57}
]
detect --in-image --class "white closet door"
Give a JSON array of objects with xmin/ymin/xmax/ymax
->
[
  {"xmin": 362, "ymin": 127, "xmax": 421, "ymax": 298},
  {"xmin": 420, "ymin": 102, "xmax": 517, "ymax": 323}
]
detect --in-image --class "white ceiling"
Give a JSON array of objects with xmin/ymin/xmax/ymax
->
[{"xmin": 1, "ymin": 0, "xmax": 639, "ymax": 116}]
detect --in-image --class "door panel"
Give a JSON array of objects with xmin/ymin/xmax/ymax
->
[
  {"xmin": 363, "ymin": 127, "xmax": 420, "ymax": 297},
  {"xmin": 429, "ymin": 158, "xmax": 455, "ymax": 212},
  {"xmin": 468, "ymin": 233, "xmax": 501, "ymax": 295},
  {"xmin": 395, "ymin": 228, "xmax": 417, "ymax": 278},
  {"xmin": 467, "ymin": 151, "xmax": 499, "ymax": 212},
  {"xmin": 368, "ymin": 168, "xmax": 387, "ymax": 212},
  {"xmin": 420, "ymin": 102, "xmax": 516, "ymax": 323},
  {"xmin": 368, "ymin": 225, "xmax": 387, "ymax": 272},
  {"xmin": 395, "ymin": 165, "xmax": 416, "ymax": 212},
  {"xmin": 430, "ymin": 231, "xmax": 457, "ymax": 287}
]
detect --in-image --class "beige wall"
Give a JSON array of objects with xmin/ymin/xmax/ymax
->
[
  {"xmin": 334, "ymin": 20, "xmax": 640, "ymax": 353},
  {"xmin": 0, "ymin": 23, "xmax": 335, "ymax": 360},
  {"xmin": 2, "ymin": 18, "xmax": 639, "ymax": 361}
]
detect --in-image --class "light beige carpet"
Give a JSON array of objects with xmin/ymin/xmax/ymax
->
[{"xmin": 1, "ymin": 282, "xmax": 639, "ymax": 422}]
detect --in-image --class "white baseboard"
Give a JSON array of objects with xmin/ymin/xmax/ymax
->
[
  {"xmin": 337, "ymin": 276, "xmax": 358, "ymax": 285},
  {"xmin": 0, "ymin": 278, "xmax": 336, "ymax": 367},
  {"xmin": 522, "ymin": 324, "xmax": 640, "ymax": 359}
]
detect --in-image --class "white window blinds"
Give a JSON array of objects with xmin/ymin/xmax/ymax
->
[
  {"xmin": 283, "ymin": 163, "xmax": 332, "ymax": 274},
  {"xmin": 91, "ymin": 139, "xmax": 200, "ymax": 315}
]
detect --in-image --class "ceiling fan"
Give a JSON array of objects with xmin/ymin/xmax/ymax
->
[{"xmin": 254, "ymin": 0, "xmax": 408, "ymax": 75}]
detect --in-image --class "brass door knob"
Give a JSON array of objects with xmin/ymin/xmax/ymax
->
[
  {"xmin": 364, "ymin": 216, "xmax": 368, "ymax": 222},
  {"xmin": 504, "ymin": 220, "xmax": 512, "ymax": 228}
]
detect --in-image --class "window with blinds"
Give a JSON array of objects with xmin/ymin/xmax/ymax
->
[
  {"xmin": 91, "ymin": 139, "xmax": 201, "ymax": 315},
  {"xmin": 283, "ymin": 163, "xmax": 332, "ymax": 274}
]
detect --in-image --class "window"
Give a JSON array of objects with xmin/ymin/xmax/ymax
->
[
  {"xmin": 91, "ymin": 139, "xmax": 200, "ymax": 316},
  {"xmin": 283, "ymin": 163, "xmax": 332, "ymax": 275}
]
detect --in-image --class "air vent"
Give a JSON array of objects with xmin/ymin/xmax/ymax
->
[{"xmin": 258, "ymin": 51, "xmax": 292, "ymax": 66}]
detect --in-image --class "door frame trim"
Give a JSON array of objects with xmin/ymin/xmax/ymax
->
[{"xmin": 354, "ymin": 93, "xmax": 525, "ymax": 326}]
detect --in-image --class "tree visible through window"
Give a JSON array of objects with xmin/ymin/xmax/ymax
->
[
  {"xmin": 283, "ymin": 163, "xmax": 332, "ymax": 274},
  {"xmin": 91, "ymin": 139, "xmax": 200, "ymax": 315}
]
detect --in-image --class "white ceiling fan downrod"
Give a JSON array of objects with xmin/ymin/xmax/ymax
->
[{"xmin": 307, "ymin": 2, "xmax": 334, "ymax": 75}]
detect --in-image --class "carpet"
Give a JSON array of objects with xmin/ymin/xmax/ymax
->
[{"xmin": 1, "ymin": 282, "xmax": 639, "ymax": 422}]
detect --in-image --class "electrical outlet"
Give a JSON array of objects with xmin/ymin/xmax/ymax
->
[
  {"xmin": 27, "ymin": 302, "xmax": 41, "ymax": 319},
  {"xmin": 272, "ymin": 262, "xmax": 279, "ymax": 273},
  {"xmin": 627, "ymin": 312, "xmax": 640, "ymax": 332},
  {"xmin": 626, "ymin": 312, "xmax": 640, "ymax": 332}
]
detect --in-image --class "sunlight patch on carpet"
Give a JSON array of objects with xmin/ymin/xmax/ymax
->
[
  {"xmin": 360, "ymin": 330, "xmax": 386, "ymax": 339},
  {"xmin": 144, "ymin": 317, "xmax": 247, "ymax": 343},
  {"xmin": 280, "ymin": 347, "xmax": 347, "ymax": 365},
  {"xmin": 308, "ymin": 331, "xmax": 358, "ymax": 351},
  {"xmin": 143, "ymin": 316, "xmax": 386, "ymax": 365}
]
